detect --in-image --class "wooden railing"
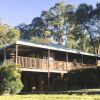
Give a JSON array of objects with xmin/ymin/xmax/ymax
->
[
  {"xmin": 1, "ymin": 56, "xmax": 96, "ymax": 72},
  {"xmin": 17, "ymin": 56, "xmax": 48, "ymax": 70},
  {"xmin": 0, "ymin": 58, "xmax": 15, "ymax": 66},
  {"xmin": 17, "ymin": 56, "xmax": 67, "ymax": 71}
]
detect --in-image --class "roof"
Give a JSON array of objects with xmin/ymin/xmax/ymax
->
[{"xmin": 0, "ymin": 40, "xmax": 100, "ymax": 57}]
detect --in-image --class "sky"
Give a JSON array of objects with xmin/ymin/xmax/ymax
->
[{"xmin": 0, "ymin": 0, "xmax": 100, "ymax": 27}]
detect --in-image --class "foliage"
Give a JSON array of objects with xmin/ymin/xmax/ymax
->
[
  {"xmin": 52, "ymin": 68, "xmax": 100, "ymax": 91},
  {"xmin": 29, "ymin": 17, "xmax": 47, "ymax": 38},
  {"xmin": 41, "ymin": 2, "xmax": 75, "ymax": 45},
  {"xmin": 15, "ymin": 23, "xmax": 30, "ymax": 40},
  {"xmin": 0, "ymin": 22, "xmax": 20, "ymax": 46},
  {"xmin": 32, "ymin": 36, "xmax": 51, "ymax": 45},
  {"xmin": 0, "ymin": 64, "xmax": 23, "ymax": 94},
  {"xmin": 16, "ymin": 17, "xmax": 49, "ymax": 41},
  {"xmin": 16, "ymin": 2, "xmax": 100, "ymax": 54},
  {"xmin": 75, "ymin": 3, "xmax": 100, "ymax": 54}
]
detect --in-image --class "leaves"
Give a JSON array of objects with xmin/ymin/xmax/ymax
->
[
  {"xmin": 75, "ymin": 3, "xmax": 100, "ymax": 54},
  {"xmin": 16, "ymin": 2, "xmax": 100, "ymax": 54},
  {"xmin": 0, "ymin": 65, "xmax": 23, "ymax": 94},
  {"xmin": 0, "ymin": 22, "xmax": 20, "ymax": 46}
]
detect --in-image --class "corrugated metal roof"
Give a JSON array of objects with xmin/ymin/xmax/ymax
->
[
  {"xmin": 16, "ymin": 40, "xmax": 100, "ymax": 57},
  {"xmin": 0, "ymin": 40, "xmax": 100, "ymax": 57}
]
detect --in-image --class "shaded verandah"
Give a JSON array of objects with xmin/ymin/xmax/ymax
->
[{"xmin": 0, "ymin": 43, "xmax": 98, "ymax": 71}]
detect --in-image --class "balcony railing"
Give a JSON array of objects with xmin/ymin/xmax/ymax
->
[
  {"xmin": 1, "ymin": 56, "xmax": 96, "ymax": 72},
  {"xmin": 17, "ymin": 56, "xmax": 67, "ymax": 71}
]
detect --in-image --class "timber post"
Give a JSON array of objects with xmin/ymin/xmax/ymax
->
[
  {"xmin": 66, "ymin": 52, "xmax": 68, "ymax": 71},
  {"xmin": 15, "ymin": 44, "xmax": 18, "ymax": 64},
  {"xmin": 48, "ymin": 49, "xmax": 50, "ymax": 86},
  {"xmin": 82, "ymin": 55, "xmax": 83, "ymax": 66}
]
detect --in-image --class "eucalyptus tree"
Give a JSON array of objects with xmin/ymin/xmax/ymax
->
[
  {"xmin": 30, "ymin": 17, "xmax": 51, "ymax": 44},
  {"xmin": 63, "ymin": 4, "xmax": 76, "ymax": 47},
  {"xmin": 16, "ymin": 23, "xmax": 30, "ymax": 40},
  {"xmin": 29, "ymin": 17, "xmax": 47, "ymax": 38},
  {"xmin": 15, "ymin": 2, "xmax": 100, "ymax": 54},
  {"xmin": 41, "ymin": 2, "xmax": 66, "ymax": 44},
  {"xmin": 16, "ymin": 17, "xmax": 50, "ymax": 43},
  {"xmin": 41, "ymin": 2, "xmax": 77, "ymax": 46},
  {"xmin": 75, "ymin": 3, "xmax": 100, "ymax": 54}
]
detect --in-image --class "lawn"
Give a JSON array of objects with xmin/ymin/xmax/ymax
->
[{"xmin": 0, "ymin": 94, "xmax": 100, "ymax": 100}]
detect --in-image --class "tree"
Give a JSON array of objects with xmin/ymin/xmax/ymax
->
[
  {"xmin": 0, "ymin": 24, "xmax": 8, "ymax": 45},
  {"xmin": 16, "ymin": 23, "xmax": 30, "ymax": 40},
  {"xmin": 63, "ymin": 4, "xmax": 76, "ymax": 47},
  {"xmin": 30, "ymin": 17, "xmax": 51, "ymax": 44},
  {"xmin": 41, "ymin": 2, "xmax": 66, "ymax": 44},
  {"xmin": 75, "ymin": 3, "xmax": 100, "ymax": 54},
  {"xmin": 29, "ymin": 17, "xmax": 46, "ymax": 38},
  {"xmin": 41, "ymin": 2, "xmax": 77, "ymax": 46},
  {"xmin": 16, "ymin": 17, "xmax": 51, "ymax": 44},
  {"xmin": 0, "ymin": 65, "xmax": 23, "ymax": 94},
  {"xmin": 7, "ymin": 28, "xmax": 20, "ymax": 43},
  {"xmin": 15, "ymin": 2, "xmax": 100, "ymax": 54},
  {"xmin": 0, "ymin": 21, "xmax": 20, "ymax": 46}
]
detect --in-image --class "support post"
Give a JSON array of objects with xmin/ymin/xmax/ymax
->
[
  {"xmin": 66, "ymin": 52, "xmax": 68, "ymax": 71},
  {"xmin": 16, "ymin": 45, "xmax": 18, "ymax": 64},
  {"xmin": 48, "ymin": 49, "xmax": 50, "ymax": 86},
  {"xmin": 97, "ymin": 57, "xmax": 100, "ymax": 66},
  {"xmin": 82, "ymin": 55, "xmax": 83, "ymax": 66},
  {"xmin": 96, "ymin": 57, "xmax": 98, "ymax": 66},
  {"xmin": 61, "ymin": 73, "xmax": 64, "ymax": 78}
]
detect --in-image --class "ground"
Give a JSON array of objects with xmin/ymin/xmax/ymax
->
[
  {"xmin": 0, "ymin": 94, "xmax": 100, "ymax": 100},
  {"xmin": 1, "ymin": 89, "xmax": 100, "ymax": 100}
]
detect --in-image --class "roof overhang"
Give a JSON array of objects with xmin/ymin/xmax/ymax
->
[{"xmin": 0, "ymin": 40, "xmax": 100, "ymax": 58}]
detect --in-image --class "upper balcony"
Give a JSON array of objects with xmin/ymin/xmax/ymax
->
[
  {"xmin": 0, "ymin": 41, "xmax": 99, "ymax": 73},
  {"xmin": 1, "ymin": 56, "xmax": 97, "ymax": 73}
]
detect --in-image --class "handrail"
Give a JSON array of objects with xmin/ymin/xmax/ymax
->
[
  {"xmin": 1, "ymin": 56, "xmax": 96, "ymax": 72},
  {"xmin": 17, "ymin": 56, "xmax": 66, "ymax": 71}
]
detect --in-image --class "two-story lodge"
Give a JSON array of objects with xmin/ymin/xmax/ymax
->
[{"xmin": 0, "ymin": 40, "xmax": 100, "ymax": 92}]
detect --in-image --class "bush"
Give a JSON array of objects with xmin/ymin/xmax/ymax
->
[
  {"xmin": 51, "ymin": 67, "xmax": 100, "ymax": 91},
  {"xmin": 63, "ymin": 67, "xmax": 100, "ymax": 90},
  {"xmin": 0, "ymin": 64, "xmax": 23, "ymax": 94}
]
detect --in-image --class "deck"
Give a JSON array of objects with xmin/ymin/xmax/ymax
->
[{"xmin": 1, "ymin": 56, "xmax": 96, "ymax": 73}]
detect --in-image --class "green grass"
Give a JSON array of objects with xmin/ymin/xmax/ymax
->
[{"xmin": 0, "ymin": 94, "xmax": 100, "ymax": 100}]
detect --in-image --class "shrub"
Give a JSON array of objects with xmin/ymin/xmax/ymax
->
[
  {"xmin": 52, "ymin": 67, "xmax": 100, "ymax": 91},
  {"xmin": 63, "ymin": 67, "xmax": 100, "ymax": 90},
  {"xmin": 0, "ymin": 64, "xmax": 23, "ymax": 94}
]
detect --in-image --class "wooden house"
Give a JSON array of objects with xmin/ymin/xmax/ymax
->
[{"xmin": 0, "ymin": 40, "xmax": 100, "ymax": 92}]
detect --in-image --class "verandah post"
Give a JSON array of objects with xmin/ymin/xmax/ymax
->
[
  {"xmin": 16, "ymin": 44, "xmax": 18, "ymax": 64},
  {"xmin": 82, "ymin": 55, "xmax": 83, "ymax": 66},
  {"xmin": 48, "ymin": 49, "xmax": 50, "ymax": 86},
  {"xmin": 64, "ymin": 52, "xmax": 68, "ymax": 90},
  {"xmin": 66, "ymin": 52, "xmax": 68, "ymax": 71}
]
